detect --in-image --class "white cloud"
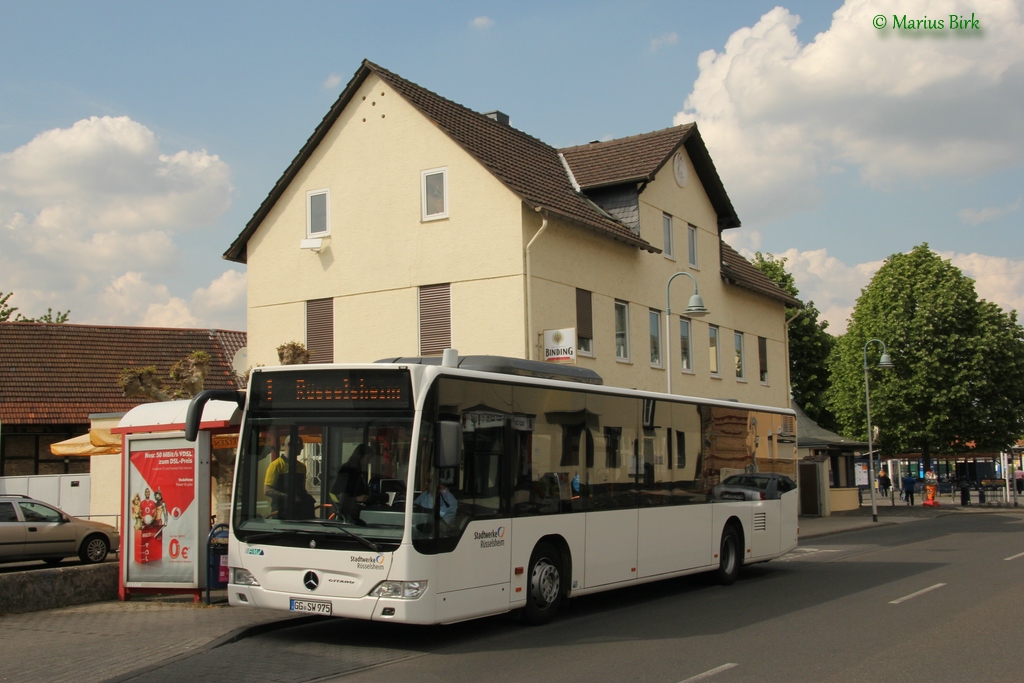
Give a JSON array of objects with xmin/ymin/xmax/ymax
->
[
  {"xmin": 0, "ymin": 116, "xmax": 234, "ymax": 326},
  {"xmin": 471, "ymin": 16, "xmax": 495, "ymax": 30},
  {"xmin": 942, "ymin": 251, "xmax": 1024, "ymax": 314},
  {"xmin": 753, "ymin": 247, "xmax": 884, "ymax": 334},
  {"xmin": 957, "ymin": 198, "xmax": 1021, "ymax": 226},
  {"xmin": 322, "ymin": 73, "xmax": 343, "ymax": 90},
  {"xmin": 650, "ymin": 32, "xmax": 678, "ymax": 52},
  {"xmin": 676, "ymin": 0, "xmax": 1024, "ymax": 223},
  {"xmin": 98, "ymin": 270, "xmax": 246, "ymax": 330},
  {"xmin": 192, "ymin": 269, "xmax": 247, "ymax": 319},
  {"xmin": 729, "ymin": 242, "xmax": 1024, "ymax": 333}
]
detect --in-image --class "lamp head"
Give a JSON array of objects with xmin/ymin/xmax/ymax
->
[
  {"xmin": 878, "ymin": 352, "xmax": 894, "ymax": 369},
  {"xmin": 686, "ymin": 293, "xmax": 709, "ymax": 317}
]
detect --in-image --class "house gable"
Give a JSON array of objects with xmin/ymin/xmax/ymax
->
[{"xmin": 227, "ymin": 60, "xmax": 657, "ymax": 265}]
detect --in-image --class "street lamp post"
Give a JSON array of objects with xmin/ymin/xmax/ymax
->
[
  {"xmin": 863, "ymin": 339, "xmax": 894, "ymax": 523},
  {"xmin": 665, "ymin": 272, "xmax": 709, "ymax": 394}
]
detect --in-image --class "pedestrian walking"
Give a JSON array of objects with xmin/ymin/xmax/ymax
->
[
  {"xmin": 1015, "ymin": 468, "xmax": 1023, "ymax": 496},
  {"xmin": 902, "ymin": 473, "xmax": 916, "ymax": 505},
  {"xmin": 878, "ymin": 471, "xmax": 891, "ymax": 498}
]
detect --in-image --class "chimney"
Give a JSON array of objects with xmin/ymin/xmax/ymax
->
[{"xmin": 484, "ymin": 111, "xmax": 510, "ymax": 126}]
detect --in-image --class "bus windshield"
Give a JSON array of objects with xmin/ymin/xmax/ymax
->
[{"xmin": 232, "ymin": 415, "xmax": 414, "ymax": 547}]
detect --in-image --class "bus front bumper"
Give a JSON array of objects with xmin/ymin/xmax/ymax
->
[{"xmin": 228, "ymin": 583, "xmax": 438, "ymax": 623}]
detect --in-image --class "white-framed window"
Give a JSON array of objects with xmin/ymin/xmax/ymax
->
[
  {"xmin": 614, "ymin": 300, "xmax": 630, "ymax": 361},
  {"xmin": 421, "ymin": 167, "xmax": 448, "ymax": 221},
  {"xmin": 679, "ymin": 318, "xmax": 692, "ymax": 372},
  {"xmin": 734, "ymin": 331, "xmax": 745, "ymax": 380},
  {"xmin": 663, "ymin": 213, "xmax": 674, "ymax": 260},
  {"xmin": 709, "ymin": 324, "xmax": 720, "ymax": 376},
  {"xmin": 649, "ymin": 310, "xmax": 662, "ymax": 367},
  {"xmin": 307, "ymin": 188, "xmax": 330, "ymax": 237},
  {"xmin": 758, "ymin": 336, "xmax": 769, "ymax": 384},
  {"xmin": 688, "ymin": 224, "xmax": 698, "ymax": 268}
]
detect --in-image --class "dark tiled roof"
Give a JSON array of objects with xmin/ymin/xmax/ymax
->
[
  {"xmin": 560, "ymin": 125, "xmax": 691, "ymax": 188},
  {"xmin": 720, "ymin": 242, "xmax": 803, "ymax": 308},
  {"xmin": 0, "ymin": 323, "xmax": 246, "ymax": 424},
  {"xmin": 559, "ymin": 124, "xmax": 740, "ymax": 230},
  {"xmin": 224, "ymin": 60, "xmax": 657, "ymax": 263}
]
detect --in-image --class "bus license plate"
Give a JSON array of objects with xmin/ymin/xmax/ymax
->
[{"xmin": 290, "ymin": 598, "xmax": 332, "ymax": 615}]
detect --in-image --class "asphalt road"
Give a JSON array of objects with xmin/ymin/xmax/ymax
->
[{"xmin": 117, "ymin": 513, "xmax": 1024, "ymax": 683}]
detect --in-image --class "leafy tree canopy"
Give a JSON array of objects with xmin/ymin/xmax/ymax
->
[
  {"xmin": 119, "ymin": 351, "xmax": 211, "ymax": 402},
  {"xmin": 0, "ymin": 291, "xmax": 70, "ymax": 323},
  {"xmin": 751, "ymin": 252, "xmax": 836, "ymax": 429},
  {"xmin": 826, "ymin": 244, "xmax": 1024, "ymax": 470}
]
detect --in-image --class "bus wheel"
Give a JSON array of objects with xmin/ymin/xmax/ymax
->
[
  {"xmin": 523, "ymin": 542, "xmax": 562, "ymax": 625},
  {"xmin": 716, "ymin": 525, "xmax": 741, "ymax": 586}
]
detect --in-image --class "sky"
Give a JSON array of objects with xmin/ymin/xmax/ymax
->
[{"xmin": 1, "ymin": 0, "xmax": 1021, "ymax": 334}]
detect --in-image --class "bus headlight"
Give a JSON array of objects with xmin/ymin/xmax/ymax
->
[
  {"xmin": 232, "ymin": 567, "xmax": 260, "ymax": 586},
  {"xmin": 369, "ymin": 580, "xmax": 427, "ymax": 599}
]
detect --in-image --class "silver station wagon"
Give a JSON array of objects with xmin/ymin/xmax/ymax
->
[{"xmin": 0, "ymin": 494, "xmax": 119, "ymax": 565}]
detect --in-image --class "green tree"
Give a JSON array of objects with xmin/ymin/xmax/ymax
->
[
  {"xmin": 751, "ymin": 252, "xmax": 836, "ymax": 429},
  {"xmin": 0, "ymin": 291, "xmax": 70, "ymax": 323},
  {"xmin": 827, "ymin": 244, "xmax": 1024, "ymax": 471}
]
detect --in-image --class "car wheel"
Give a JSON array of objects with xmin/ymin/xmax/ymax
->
[
  {"xmin": 80, "ymin": 534, "xmax": 109, "ymax": 564},
  {"xmin": 716, "ymin": 524, "xmax": 741, "ymax": 586},
  {"xmin": 523, "ymin": 542, "xmax": 563, "ymax": 625}
]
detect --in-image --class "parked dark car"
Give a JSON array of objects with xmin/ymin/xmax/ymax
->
[
  {"xmin": 710, "ymin": 473, "xmax": 798, "ymax": 501},
  {"xmin": 0, "ymin": 494, "xmax": 119, "ymax": 565}
]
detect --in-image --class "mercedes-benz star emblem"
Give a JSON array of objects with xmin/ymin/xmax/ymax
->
[{"xmin": 304, "ymin": 571, "xmax": 319, "ymax": 591}]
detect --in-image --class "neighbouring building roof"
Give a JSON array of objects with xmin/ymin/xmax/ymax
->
[
  {"xmin": 559, "ymin": 125, "xmax": 740, "ymax": 230},
  {"xmin": 793, "ymin": 402, "xmax": 866, "ymax": 451},
  {"xmin": 225, "ymin": 60, "xmax": 659, "ymax": 263},
  {"xmin": 720, "ymin": 242, "xmax": 803, "ymax": 308},
  {"xmin": 0, "ymin": 323, "xmax": 246, "ymax": 425}
]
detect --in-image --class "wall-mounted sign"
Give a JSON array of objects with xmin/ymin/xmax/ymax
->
[
  {"xmin": 855, "ymin": 462, "xmax": 869, "ymax": 487},
  {"xmin": 543, "ymin": 328, "xmax": 577, "ymax": 364}
]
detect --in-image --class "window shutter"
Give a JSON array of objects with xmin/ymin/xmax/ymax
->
[
  {"xmin": 306, "ymin": 298, "xmax": 334, "ymax": 364},
  {"xmin": 419, "ymin": 283, "xmax": 451, "ymax": 355},
  {"xmin": 576, "ymin": 288, "xmax": 593, "ymax": 339}
]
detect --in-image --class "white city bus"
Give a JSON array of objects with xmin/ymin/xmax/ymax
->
[{"xmin": 187, "ymin": 354, "xmax": 798, "ymax": 625}]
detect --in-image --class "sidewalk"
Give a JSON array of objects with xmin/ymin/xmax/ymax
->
[
  {"xmin": 0, "ymin": 595, "xmax": 308, "ymax": 683},
  {"xmin": 799, "ymin": 492, "xmax": 1024, "ymax": 539}
]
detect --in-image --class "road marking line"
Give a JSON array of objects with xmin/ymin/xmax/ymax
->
[
  {"xmin": 679, "ymin": 663, "xmax": 739, "ymax": 682},
  {"xmin": 890, "ymin": 583, "xmax": 946, "ymax": 604},
  {"xmin": 1005, "ymin": 551, "xmax": 1024, "ymax": 561}
]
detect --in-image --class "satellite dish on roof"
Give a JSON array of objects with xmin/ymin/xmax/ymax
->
[{"xmin": 232, "ymin": 347, "xmax": 248, "ymax": 378}]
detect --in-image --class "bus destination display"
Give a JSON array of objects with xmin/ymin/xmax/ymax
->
[{"xmin": 252, "ymin": 370, "xmax": 412, "ymax": 410}]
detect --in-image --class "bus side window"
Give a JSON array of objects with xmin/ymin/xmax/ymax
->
[{"xmin": 586, "ymin": 393, "xmax": 639, "ymax": 510}]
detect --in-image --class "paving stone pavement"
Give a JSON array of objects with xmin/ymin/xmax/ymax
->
[{"xmin": 0, "ymin": 598, "xmax": 300, "ymax": 683}]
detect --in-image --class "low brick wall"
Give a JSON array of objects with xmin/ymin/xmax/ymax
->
[{"xmin": 0, "ymin": 562, "xmax": 118, "ymax": 615}]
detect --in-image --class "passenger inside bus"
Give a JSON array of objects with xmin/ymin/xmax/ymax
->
[
  {"xmin": 264, "ymin": 436, "xmax": 315, "ymax": 519},
  {"xmin": 414, "ymin": 476, "xmax": 458, "ymax": 526},
  {"xmin": 331, "ymin": 444, "xmax": 373, "ymax": 523}
]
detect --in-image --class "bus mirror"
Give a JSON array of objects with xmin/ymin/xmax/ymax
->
[
  {"xmin": 185, "ymin": 390, "xmax": 246, "ymax": 442},
  {"xmin": 435, "ymin": 421, "xmax": 462, "ymax": 469}
]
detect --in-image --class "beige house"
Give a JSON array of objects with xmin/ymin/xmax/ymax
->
[{"xmin": 226, "ymin": 60, "xmax": 800, "ymax": 408}]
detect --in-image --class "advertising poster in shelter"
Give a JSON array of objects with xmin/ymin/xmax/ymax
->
[{"xmin": 125, "ymin": 435, "xmax": 202, "ymax": 586}]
